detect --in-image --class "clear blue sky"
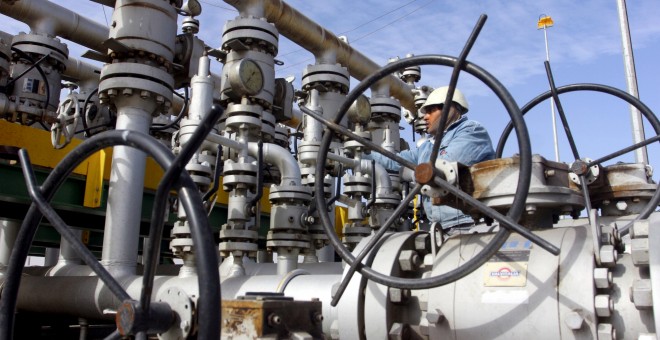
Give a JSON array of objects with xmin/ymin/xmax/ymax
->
[{"xmin": 3, "ymin": 0, "xmax": 659, "ymax": 183}]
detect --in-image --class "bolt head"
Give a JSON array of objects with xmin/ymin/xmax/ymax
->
[
  {"xmin": 398, "ymin": 250, "xmax": 421, "ymax": 272},
  {"xmin": 599, "ymin": 245, "xmax": 618, "ymax": 267},
  {"xmin": 140, "ymin": 90, "xmax": 151, "ymax": 99},
  {"xmin": 597, "ymin": 323, "xmax": 615, "ymax": 340},
  {"xmin": 594, "ymin": 268, "xmax": 612, "ymax": 289},
  {"xmin": 631, "ymin": 239, "xmax": 649, "ymax": 266},
  {"xmin": 594, "ymin": 295, "xmax": 612, "ymax": 318},
  {"xmin": 388, "ymin": 323, "xmax": 410, "ymax": 340},
  {"xmin": 630, "ymin": 279, "xmax": 653, "ymax": 309},
  {"xmin": 107, "ymin": 89, "xmax": 117, "ymax": 97},
  {"xmin": 122, "ymin": 88, "xmax": 133, "ymax": 96},
  {"xmin": 426, "ymin": 309, "xmax": 445, "ymax": 324},
  {"xmin": 631, "ymin": 220, "xmax": 649, "ymax": 238},
  {"xmin": 388, "ymin": 287, "xmax": 410, "ymax": 304},
  {"xmin": 564, "ymin": 311, "xmax": 584, "ymax": 330},
  {"xmin": 615, "ymin": 201, "xmax": 628, "ymax": 211}
]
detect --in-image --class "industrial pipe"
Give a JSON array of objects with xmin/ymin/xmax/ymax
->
[
  {"xmin": 248, "ymin": 142, "xmax": 302, "ymax": 186},
  {"xmin": 0, "ymin": 0, "xmax": 108, "ymax": 52},
  {"xmin": 223, "ymin": 0, "xmax": 416, "ymax": 113}
]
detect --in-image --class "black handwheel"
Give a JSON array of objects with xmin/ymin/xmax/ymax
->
[
  {"xmin": 496, "ymin": 83, "xmax": 660, "ymax": 235},
  {"xmin": 313, "ymin": 54, "xmax": 542, "ymax": 294},
  {"xmin": 0, "ymin": 130, "xmax": 220, "ymax": 340}
]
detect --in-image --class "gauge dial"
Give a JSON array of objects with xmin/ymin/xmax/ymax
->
[{"xmin": 228, "ymin": 58, "xmax": 264, "ymax": 97}]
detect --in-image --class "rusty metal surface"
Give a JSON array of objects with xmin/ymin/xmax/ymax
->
[
  {"xmin": 221, "ymin": 295, "xmax": 324, "ymax": 339},
  {"xmin": 469, "ymin": 155, "xmax": 585, "ymax": 228}
]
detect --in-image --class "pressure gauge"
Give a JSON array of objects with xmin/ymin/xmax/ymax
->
[{"xmin": 228, "ymin": 59, "xmax": 264, "ymax": 97}]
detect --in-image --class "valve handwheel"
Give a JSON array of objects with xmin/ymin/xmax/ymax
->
[
  {"xmin": 496, "ymin": 81, "xmax": 660, "ymax": 236},
  {"xmin": 308, "ymin": 54, "xmax": 559, "ymax": 304},
  {"xmin": 51, "ymin": 93, "xmax": 80, "ymax": 149}
]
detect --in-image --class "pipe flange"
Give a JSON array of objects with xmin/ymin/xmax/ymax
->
[
  {"xmin": 302, "ymin": 64, "xmax": 350, "ymax": 94},
  {"xmin": 224, "ymin": 160, "xmax": 258, "ymax": 172},
  {"xmin": 274, "ymin": 124, "xmax": 289, "ymax": 147},
  {"xmin": 266, "ymin": 240, "xmax": 310, "ymax": 250},
  {"xmin": 370, "ymin": 97, "xmax": 402, "ymax": 121},
  {"xmin": 218, "ymin": 241, "xmax": 258, "ymax": 256},
  {"xmin": 374, "ymin": 195, "xmax": 402, "ymax": 206},
  {"xmin": 224, "ymin": 102, "xmax": 263, "ymax": 130},
  {"xmin": 219, "ymin": 229, "xmax": 259, "ymax": 240},
  {"xmin": 185, "ymin": 163, "xmax": 213, "ymax": 177},
  {"xmin": 99, "ymin": 63, "xmax": 174, "ymax": 114},
  {"xmin": 222, "ymin": 17, "xmax": 279, "ymax": 55},
  {"xmin": 343, "ymin": 184, "xmax": 372, "ymax": 197},
  {"xmin": 269, "ymin": 185, "xmax": 313, "ymax": 201},
  {"xmin": 12, "ymin": 33, "xmax": 69, "ymax": 67},
  {"xmin": 156, "ymin": 287, "xmax": 194, "ymax": 340},
  {"xmin": 261, "ymin": 110, "xmax": 276, "ymax": 140}
]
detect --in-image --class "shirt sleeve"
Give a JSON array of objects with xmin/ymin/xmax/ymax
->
[{"xmin": 363, "ymin": 148, "xmax": 418, "ymax": 171}]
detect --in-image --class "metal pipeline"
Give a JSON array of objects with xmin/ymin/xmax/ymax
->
[
  {"xmin": 0, "ymin": 0, "xmax": 108, "ymax": 52},
  {"xmin": 247, "ymin": 141, "xmax": 302, "ymax": 186},
  {"xmin": 0, "ymin": 219, "xmax": 19, "ymax": 267},
  {"xmin": 101, "ymin": 106, "xmax": 153, "ymax": 277},
  {"xmin": 223, "ymin": 0, "xmax": 416, "ymax": 112},
  {"xmin": 372, "ymin": 161, "xmax": 393, "ymax": 197},
  {"xmin": 63, "ymin": 57, "xmax": 101, "ymax": 91}
]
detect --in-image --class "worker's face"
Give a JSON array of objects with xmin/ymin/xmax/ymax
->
[{"xmin": 424, "ymin": 105, "xmax": 444, "ymax": 135}]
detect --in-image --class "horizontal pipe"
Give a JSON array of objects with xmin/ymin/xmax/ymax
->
[
  {"xmin": 327, "ymin": 152, "xmax": 359, "ymax": 168},
  {"xmin": 16, "ymin": 274, "xmax": 200, "ymax": 319},
  {"xmin": 206, "ymin": 132, "xmax": 245, "ymax": 151},
  {"xmin": 0, "ymin": 0, "xmax": 108, "ymax": 52}
]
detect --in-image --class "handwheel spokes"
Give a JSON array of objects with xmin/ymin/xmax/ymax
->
[
  {"xmin": 299, "ymin": 105, "xmax": 417, "ymax": 170},
  {"xmin": 430, "ymin": 14, "xmax": 487, "ymax": 163},
  {"xmin": 587, "ymin": 134, "xmax": 660, "ymax": 168},
  {"xmin": 17, "ymin": 150, "xmax": 131, "ymax": 302},
  {"xmin": 544, "ymin": 61, "xmax": 582, "ymax": 161},
  {"xmin": 311, "ymin": 50, "xmax": 545, "ymax": 293},
  {"xmin": 330, "ymin": 184, "xmax": 423, "ymax": 306},
  {"xmin": 1, "ymin": 131, "xmax": 221, "ymax": 340},
  {"xmin": 424, "ymin": 164, "xmax": 560, "ymax": 255},
  {"xmin": 496, "ymin": 83, "xmax": 660, "ymax": 236}
]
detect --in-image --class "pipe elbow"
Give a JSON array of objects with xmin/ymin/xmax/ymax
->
[{"xmin": 248, "ymin": 142, "xmax": 301, "ymax": 186}]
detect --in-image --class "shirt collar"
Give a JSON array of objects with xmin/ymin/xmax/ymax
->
[{"xmin": 429, "ymin": 115, "xmax": 467, "ymax": 141}]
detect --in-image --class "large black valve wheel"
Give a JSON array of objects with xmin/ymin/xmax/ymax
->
[
  {"xmin": 496, "ymin": 82, "xmax": 660, "ymax": 235},
  {"xmin": 308, "ymin": 53, "xmax": 560, "ymax": 305},
  {"xmin": 0, "ymin": 108, "xmax": 223, "ymax": 339}
]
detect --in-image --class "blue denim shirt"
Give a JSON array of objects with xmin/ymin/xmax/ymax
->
[{"xmin": 367, "ymin": 116, "xmax": 495, "ymax": 228}]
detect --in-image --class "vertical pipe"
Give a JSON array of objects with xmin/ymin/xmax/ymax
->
[
  {"xmin": 101, "ymin": 108, "xmax": 152, "ymax": 277},
  {"xmin": 0, "ymin": 219, "xmax": 20, "ymax": 267},
  {"xmin": 44, "ymin": 248, "xmax": 59, "ymax": 266},
  {"xmin": 276, "ymin": 249, "xmax": 299, "ymax": 275},
  {"xmin": 616, "ymin": 0, "xmax": 648, "ymax": 164},
  {"xmin": 58, "ymin": 230, "xmax": 83, "ymax": 265}
]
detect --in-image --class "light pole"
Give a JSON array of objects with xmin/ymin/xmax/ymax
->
[{"xmin": 538, "ymin": 14, "xmax": 560, "ymax": 162}]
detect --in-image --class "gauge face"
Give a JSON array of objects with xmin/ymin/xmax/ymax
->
[
  {"xmin": 183, "ymin": 0, "xmax": 202, "ymax": 16},
  {"xmin": 228, "ymin": 59, "xmax": 264, "ymax": 97}
]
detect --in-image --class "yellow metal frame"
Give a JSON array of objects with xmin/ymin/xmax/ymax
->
[{"xmin": 0, "ymin": 120, "xmax": 272, "ymax": 212}]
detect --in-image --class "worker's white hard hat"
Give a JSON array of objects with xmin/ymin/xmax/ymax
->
[{"xmin": 419, "ymin": 86, "xmax": 469, "ymax": 114}]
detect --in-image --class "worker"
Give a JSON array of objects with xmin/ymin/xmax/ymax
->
[{"xmin": 367, "ymin": 86, "xmax": 495, "ymax": 234}]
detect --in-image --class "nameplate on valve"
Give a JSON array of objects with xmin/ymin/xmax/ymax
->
[{"xmin": 483, "ymin": 237, "xmax": 532, "ymax": 287}]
